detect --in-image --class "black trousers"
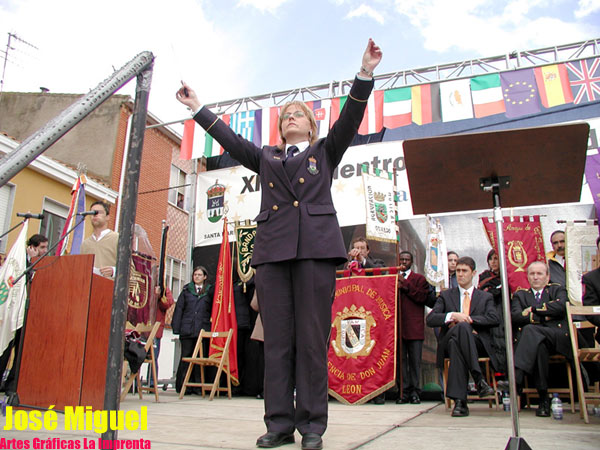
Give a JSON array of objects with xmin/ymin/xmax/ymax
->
[
  {"xmin": 175, "ymin": 336, "xmax": 208, "ymax": 393},
  {"xmin": 255, "ymin": 259, "xmax": 336, "ymax": 436},
  {"xmin": 443, "ymin": 322, "xmax": 487, "ymax": 401},
  {"xmin": 401, "ymin": 339, "xmax": 423, "ymax": 397},
  {"xmin": 514, "ymin": 325, "xmax": 566, "ymax": 391},
  {"xmin": 0, "ymin": 328, "xmax": 21, "ymax": 393}
]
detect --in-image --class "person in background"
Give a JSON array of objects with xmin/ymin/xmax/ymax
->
[
  {"xmin": 447, "ymin": 251, "xmax": 459, "ymax": 289},
  {"xmin": 546, "ymin": 230, "xmax": 566, "ymax": 287},
  {"xmin": 478, "ymin": 249, "xmax": 507, "ymax": 375},
  {"xmin": 172, "ymin": 266, "xmax": 214, "ymax": 394},
  {"xmin": 396, "ymin": 251, "xmax": 436, "ymax": 405}
]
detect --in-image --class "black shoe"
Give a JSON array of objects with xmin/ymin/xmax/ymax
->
[
  {"xmin": 476, "ymin": 379, "xmax": 495, "ymax": 398},
  {"xmin": 410, "ymin": 395, "xmax": 421, "ymax": 404},
  {"xmin": 256, "ymin": 432, "xmax": 295, "ymax": 448},
  {"xmin": 536, "ymin": 397, "xmax": 550, "ymax": 417},
  {"xmin": 451, "ymin": 399, "xmax": 470, "ymax": 417},
  {"xmin": 301, "ymin": 433, "xmax": 323, "ymax": 450},
  {"xmin": 373, "ymin": 396, "xmax": 385, "ymax": 405},
  {"xmin": 396, "ymin": 395, "xmax": 410, "ymax": 404}
]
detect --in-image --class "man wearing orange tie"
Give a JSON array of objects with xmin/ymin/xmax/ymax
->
[{"xmin": 426, "ymin": 256, "xmax": 499, "ymax": 417}]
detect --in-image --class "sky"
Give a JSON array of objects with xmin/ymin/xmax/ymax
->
[{"xmin": 1, "ymin": 0, "xmax": 600, "ymax": 135}]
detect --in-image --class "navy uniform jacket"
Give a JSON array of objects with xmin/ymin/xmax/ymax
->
[
  {"xmin": 426, "ymin": 287, "xmax": 499, "ymax": 369},
  {"xmin": 511, "ymin": 283, "xmax": 571, "ymax": 357},
  {"xmin": 194, "ymin": 78, "xmax": 374, "ymax": 267}
]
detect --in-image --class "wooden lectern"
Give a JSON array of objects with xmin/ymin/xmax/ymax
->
[{"xmin": 17, "ymin": 254, "xmax": 114, "ymax": 410}]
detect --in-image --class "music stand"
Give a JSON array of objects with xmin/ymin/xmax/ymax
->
[{"xmin": 403, "ymin": 122, "xmax": 590, "ymax": 450}]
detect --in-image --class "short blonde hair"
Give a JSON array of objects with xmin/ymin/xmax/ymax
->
[{"xmin": 277, "ymin": 101, "xmax": 318, "ymax": 149}]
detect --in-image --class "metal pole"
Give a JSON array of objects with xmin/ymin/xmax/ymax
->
[
  {"xmin": 0, "ymin": 51, "xmax": 154, "ymax": 188},
  {"xmin": 492, "ymin": 186, "xmax": 521, "ymax": 438},
  {"xmin": 101, "ymin": 62, "xmax": 154, "ymax": 441}
]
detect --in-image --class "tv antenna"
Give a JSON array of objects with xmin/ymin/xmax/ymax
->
[{"xmin": 0, "ymin": 32, "xmax": 39, "ymax": 104}]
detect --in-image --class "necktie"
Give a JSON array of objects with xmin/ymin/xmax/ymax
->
[
  {"xmin": 402, "ymin": 272, "xmax": 407, "ymax": 278},
  {"xmin": 285, "ymin": 145, "xmax": 298, "ymax": 163},
  {"xmin": 462, "ymin": 291, "xmax": 471, "ymax": 315},
  {"xmin": 534, "ymin": 291, "xmax": 541, "ymax": 304}
]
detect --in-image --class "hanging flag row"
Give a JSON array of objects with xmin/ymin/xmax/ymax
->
[{"xmin": 181, "ymin": 57, "xmax": 600, "ymax": 160}]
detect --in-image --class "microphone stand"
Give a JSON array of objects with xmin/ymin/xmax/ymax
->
[
  {"xmin": 0, "ymin": 218, "xmax": 29, "ymax": 242},
  {"xmin": 3, "ymin": 216, "xmax": 86, "ymax": 411}
]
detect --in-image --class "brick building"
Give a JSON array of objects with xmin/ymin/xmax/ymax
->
[{"xmin": 0, "ymin": 91, "xmax": 196, "ymax": 296}]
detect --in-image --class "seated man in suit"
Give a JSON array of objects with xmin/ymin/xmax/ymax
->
[
  {"xmin": 426, "ymin": 256, "xmax": 499, "ymax": 417},
  {"xmin": 512, "ymin": 261, "xmax": 571, "ymax": 417}
]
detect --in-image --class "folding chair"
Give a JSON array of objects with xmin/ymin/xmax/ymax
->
[
  {"xmin": 120, "ymin": 321, "xmax": 161, "ymax": 402},
  {"xmin": 179, "ymin": 329, "xmax": 233, "ymax": 401},
  {"xmin": 443, "ymin": 357, "xmax": 499, "ymax": 410},
  {"xmin": 566, "ymin": 303, "xmax": 600, "ymax": 423},
  {"xmin": 522, "ymin": 354, "xmax": 575, "ymax": 413}
]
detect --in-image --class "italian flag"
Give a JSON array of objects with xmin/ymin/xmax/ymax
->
[
  {"xmin": 470, "ymin": 73, "xmax": 506, "ymax": 118},
  {"xmin": 383, "ymin": 87, "xmax": 411, "ymax": 128}
]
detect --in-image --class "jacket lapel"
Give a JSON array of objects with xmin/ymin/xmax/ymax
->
[
  {"xmin": 267, "ymin": 148, "xmax": 296, "ymax": 196},
  {"xmin": 450, "ymin": 288, "xmax": 460, "ymax": 312}
]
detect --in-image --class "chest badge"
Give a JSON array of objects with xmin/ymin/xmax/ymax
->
[{"xmin": 307, "ymin": 156, "xmax": 319, "ymax": 175}]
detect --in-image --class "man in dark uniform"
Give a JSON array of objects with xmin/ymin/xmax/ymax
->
[
  {"xmin": 426, "ymin": 256, "xmax": 498, "ymax": 417},
  {"xmin": 177, "ymin": 39, "xmax": 382, "ymax": 450},
  {"xmin": 512, "ymin": 261, "xmax": 571, "ymax": 417},
  {"xmin": 546, "ymin": 230, "xmax": 566, "ymax": 287}
]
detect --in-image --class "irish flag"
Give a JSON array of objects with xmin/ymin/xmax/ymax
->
[
  {"xmin": 470, "ymin": 74, "xmax": 506, "ymax": 118},
  {"xmin": 382, "ymin": 87, "xmax": 411, "ymax": 129}
]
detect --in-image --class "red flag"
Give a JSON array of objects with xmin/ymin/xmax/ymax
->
[
  {"xmin": 180, "ymin": 120, "xmax": 195, "ymax": 160},
  {"xmin": 481, "ymin": 215, "xmax": 546, "ymax": 293},
  {"xmin": 209, "ymin": 218, "xmax": 239, "ymax": 384}
]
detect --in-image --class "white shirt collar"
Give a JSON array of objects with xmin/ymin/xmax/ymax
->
[
  {"xmin": 402, "ymin": 269, "xmax": 412, "ymax": 278},
  {"xmin": 286, "ymin": 141, "xmax": 309, "ymax": 155},
  {"xmin": 91, "ymin": 229, "xmax": 112, "ymax": 241}
]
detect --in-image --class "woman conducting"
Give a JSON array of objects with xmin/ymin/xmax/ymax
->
[{"xmin": 176, "ymin": 39, "xmax": 382, "ymax": 450}]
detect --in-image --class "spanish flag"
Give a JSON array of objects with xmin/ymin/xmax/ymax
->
[{"xmin": 534, "ymin": 64, "xmax": 574, "ymax": 108}]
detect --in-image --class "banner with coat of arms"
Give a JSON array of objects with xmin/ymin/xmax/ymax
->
[
  {"xmin": 328, "ymin": 275, "xmax": 397, "ymax": 405},
  {"xmin": 482, "ymin": 215, "xmax": 546, "ymax": 293},
  {"xmin": 362, "ymin": 172, "xmax": 397, "ymax": 243},
  {"xmin": 128, "ymin": 252, "xmax": 154, "ymax": 327},
  {"xmin": 424, "ymin": 216, "xmax": 448, "ymax": 288}
]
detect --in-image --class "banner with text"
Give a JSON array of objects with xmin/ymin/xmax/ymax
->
[
  {"xmin": 482, "ymin": 215, "xmax": 546, "ymax": 293},
  {"xmin": 328, "ymin": 275, "xmax": 397, "ymax": 405},
  {"xmin": 362, "ymin": 172, "xmax": 397, "ymax": 243},
  {"xmin": 565, "ymin": 222, "xmax": 598, "ymax": 304},
  {"xmin": 195, "ymin": 141, "xmax": 413, "ymax": 246}
]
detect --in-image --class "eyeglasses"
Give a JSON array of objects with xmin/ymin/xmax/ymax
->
[{"xmin": 281, "ymin": 111, "xmax": 306, "ymax": 120}]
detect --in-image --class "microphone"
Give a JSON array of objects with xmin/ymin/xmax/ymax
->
[
  {"xmin": 16, "ymin": 212, "xmax": 44, "ymax": 220},
  {"xmin": 77, "ymin": 210, "xmax": 99, "ymax": 216}
]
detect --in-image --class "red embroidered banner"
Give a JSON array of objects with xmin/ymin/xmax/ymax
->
[
  {"xmin": 127, "ymin": 252, "xmax": 153, "ymax": 327},
  {"xmin": 328, "ymin": 275, "xmax": 397, "ymax": 405},
  {"xmin": 482, "ymin": 215, "xmax": 546, "ymax": 293}
]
